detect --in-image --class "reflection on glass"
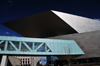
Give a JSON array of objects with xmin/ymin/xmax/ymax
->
[
  {"xmin": 12, "ymin": 41, "xmax": 19, "ymax": 49},
  {"xmin": 21, "ymin": 43, "xmax": 30, "ymax": 52},
  {"xmin": 7, "ymin": 42, "xmax": 15, "ymax": 51},
  {"xmin": 25, "ymin": 42, "xmax": 32, "ymax": 49},
  {"xmin": 0, "ymin": 41, "xmax": 5, "ymax": 51},
  {"xmin": 34, "ymin": 42, "xmax": 42, "ymax": 50},
  {"xmin": 37, "ymin": 44, "xmax": 45, "ymax": 52}
]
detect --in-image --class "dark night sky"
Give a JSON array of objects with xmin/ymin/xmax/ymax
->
[{"xmin": 0, "ymin": 0, "xmax": 100, "ymax": 36}]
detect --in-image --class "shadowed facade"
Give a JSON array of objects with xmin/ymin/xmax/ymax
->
[{"xmin": 2, "ymin": 11, "xmax": 77, "ymax": 38}]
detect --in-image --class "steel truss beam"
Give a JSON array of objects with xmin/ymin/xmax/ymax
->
[{"xmin": 0, "ymin": 40, "xmax": 52, "ymax": 52}]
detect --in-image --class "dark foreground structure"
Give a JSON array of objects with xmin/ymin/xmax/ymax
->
[{"xmin": 1, "ymin": 10, "xmax": 100, "ymax": 66}]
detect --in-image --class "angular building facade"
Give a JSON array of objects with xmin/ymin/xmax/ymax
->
[{"xmin": 1, "ymin": 10, "xmax": 100, "ymax": 65}]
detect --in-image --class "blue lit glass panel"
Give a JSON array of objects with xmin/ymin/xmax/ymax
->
[
  {"xmin": 7, "ymin": 42, "xmax": 15, "ymax": 51},
  {"xmin": 37, "ymin": 44, "xmax": 45, "ymax": 52},
  {"xmin": 12, "ymin": 41, "xmax": 19, "ymax": 49},
  {"xmin": 0, "ymin": 41, "xmax": 5, "ymax": 51},
  {"xmin": 34, "ymin": 42, "xmax": 42, "ymax": 50},
  {"xmin": 21, "ymin": 43, "xmax": 30, "ymax": 52},
  {"xmin": 25, "ymin": 42, "xmax": 32, "ymax": 49}
]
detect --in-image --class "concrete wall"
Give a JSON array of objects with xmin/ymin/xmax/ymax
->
[{"xmin": 49, "ymin": 30, "xmax": 100, "ymax": 59}]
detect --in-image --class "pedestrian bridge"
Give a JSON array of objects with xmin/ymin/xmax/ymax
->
[{"xmin": 0, "ymin": 36, "xmax": 84, "ymax": 55}]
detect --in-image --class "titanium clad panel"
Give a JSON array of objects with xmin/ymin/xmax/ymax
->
[
  {"xmin": 49, "ymin": 30, "xmax": 100, "ymax": 59},
  {"xmin": 52, "ymin": 10, "xmax": 100, "ymax": 33}
]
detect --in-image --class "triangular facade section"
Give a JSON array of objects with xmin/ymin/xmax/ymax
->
[
  {"xmin": 52, "ymin": 10, "xmax": 100, "ymax": 33},
  {"xmin": 2, "ymin": 10, "xmax": 77, "ymax": 38}
]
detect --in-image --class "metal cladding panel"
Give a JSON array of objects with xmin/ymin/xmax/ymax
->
[
  {"xmin": 49, "ymin": 30, "xmax": 100, "ymax": 59},
  {"xmin": 0, "ymin": 36, "xmax": 84, "ymax": 55},
  {"xmin": 2, "ymin": 11, "xmax": 77, "ymax": 38},
  {"xmin": 52, "ymin": 10, "xmax": 100, "ymax": 33}
]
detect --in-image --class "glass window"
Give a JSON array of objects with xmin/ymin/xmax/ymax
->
[
  {"xmin": 7, "ymin": 41, "xmax": 15, "ymax": 51},
  {"xmin": 34, "ymin": 42, "xmax": 42, "ymax": 50},
  {"xmin": 12, "ymin": 41, "xmax": 19, "ymax": 49},
  {"xmin": 37, "ymin": 44, "xmax": 45, "ymax": 52},
  {"xmin": 0, "ymin": 41, "xmax": 5, "ymax": 51},
  {"xmin": 25, "ymin": 42, "xmax": 32, "ymax": 49},
  {"xmin": 21, "ymin": 43, "xmax": 30, "ymax": 52}
]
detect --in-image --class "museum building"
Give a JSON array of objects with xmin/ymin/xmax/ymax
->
[{"xmin": 1, "ymin": 10, "xmax": 100, "ymax": 66}]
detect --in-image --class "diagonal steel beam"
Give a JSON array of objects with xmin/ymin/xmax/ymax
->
[
  {"xmin": 32, "ymin": 42, "xmax": 34, "ymax": 51},
  {"xmin": 47, "ymin": 49, "xmax": 50, "ymax": 52},
  {"xmin": 4, "ymin": 41, "xmax": 8, "ymax": 51},
  {"xmin": 19, "ymin": 42, "xmax": 21, "ymax": 51},
  {"xmin": 45, "ymin": 44, "xmax": 47, "ymax": 52},
  {"xmin": 34, "ymin": 43, "xmax": 44, "ymax": 52},
  {"xmin": 9, "ymin": 41, "xmax": 18, "ymax": 51},
  {"xmin": 22, "ymin": 42, "xmax": 32, "ymax": 52},
  {"xmin": 0, "ymin": 41, "xmax": 4, "ymax": 44}
]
